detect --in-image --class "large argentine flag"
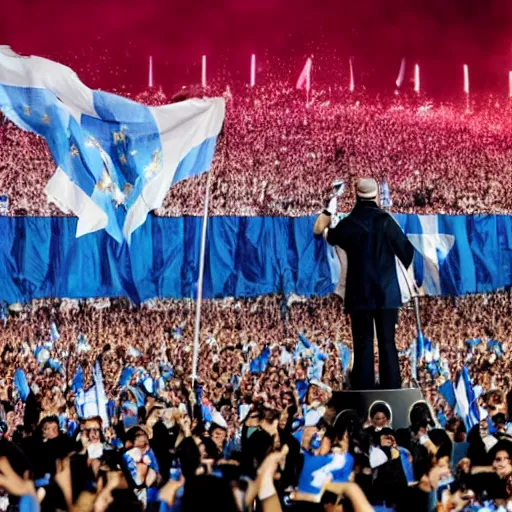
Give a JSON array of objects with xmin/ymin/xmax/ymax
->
[{"xmin": 0, "ymin": 46, "xmax": 225, "ymax": 243}]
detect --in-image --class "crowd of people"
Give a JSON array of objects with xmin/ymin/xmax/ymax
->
[
  {"xmin": 2, "ymin": 85, "xmax": 512, "ymax": 217},
  {"xmin": 3, "ymin": 82, "xmax": 512, "ymax": 510},
  {"xmin": 0, "ymin": 291, "xmax": 509, "ymax": 510}
]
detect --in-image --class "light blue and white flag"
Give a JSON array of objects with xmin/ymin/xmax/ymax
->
[
  {"xmin": 50, "ymin": 321, "xmax": 60, "ymax": 343},
  {"xmin": 298, "ymin": 452, "xmax": 354, "ymax": 495},
  {"xmin": 77, "ymin": 334, "xmax": 91, "ymax": 353},
  {"xmin": 466, "ymin": 338, "xmax": 482, "ymax": 351},
  {"xmin": 308, "ymin": 344, "xmax": 327, "ymax": 381},
  {"xmin": 0, "ymin": 195, "xmax": 8, "ymax": 215},
  {"xmin": 93, "ymin": 360, "xmax": 109, "ymax": 426},
  {"xmin": 75, "ymin": 386, "xmax": 98, "ymax": 419},
  {"xmin": 250, "ymin": 346, "xmax": 270, "ymax": 374},
  {"xmin": 438, "ymin": 380, "xmax": 456, "ymax": 409},
  {"xmin": 454, "ymin": 366, "xmax": 480, "ymax": 431},
  {"xmin": 487, "ymin": 339, "xmax": 503, "ymax": 358},
  {"xmin": 295, "ymin": 333, "xmax": 312, "ymax": 360},
  {"xmin": 0, "ymin": 47, "xmax": 225, "ymax": 243},
  {"xmin": 338, "ymin": 342, "xmax": 352, "ymax": 373},
  {"xmin": 119, "ymin": 366, "xmax": 134, "ymax": 387},
  {"xmin": 380, "ymin": 180, "xmax": 392, "ymax": 209},
  {"xmin": 0, "ymin": 302, "xmax": 7, "ymax": 326},
  {"xmin": 14, "ymin": 368, "xmax": 30, "ymax": 402},
  {"xmin": 71, "ymin": 365, "xmax": 84, "ymax": 393}
]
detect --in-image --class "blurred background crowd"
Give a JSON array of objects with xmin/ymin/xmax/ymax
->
[
  {"xmin": 2, "ymin": 85, "xmax": 512, "ymax": 218},
  {"xmin": 2, "ymin": 83, "xmax": 512, "ymax": 510}
]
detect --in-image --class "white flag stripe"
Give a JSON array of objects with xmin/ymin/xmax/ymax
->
[
  {"xmin": 125, "ymin": 98, "xmax": 225, "ymax": 240},
  {"xmin": 0, "ymin": 46, "xmax": 96, "ymax": 119}
]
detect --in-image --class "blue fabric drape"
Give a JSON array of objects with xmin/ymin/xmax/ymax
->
[
  {"xmin": 1, "ymin": 213, "xmax": 512, "ymax": 304},
  {"xmin": 0, "ymin": 215, "xmax": 333, "ymax": 303}
]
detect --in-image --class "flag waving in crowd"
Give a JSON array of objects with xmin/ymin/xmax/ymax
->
[
  {"xmin": 0, "ymin": 46, "xmax": 225, "ymax": 243},
  {"xmin": 296, "ymin": 57, "xmax": 312, "ymax": 94}
]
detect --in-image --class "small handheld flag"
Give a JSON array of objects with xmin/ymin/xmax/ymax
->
[
  {"xmin": 50, "ymin": 321, "xmax": 60, "ymax": 343},
  {"xmin": 250, "ymin": 54, "xmax": 256, "ymax": 87},
  {"xmin": 454, "ymin": 366, "xmax": 479, "ymax": 430},
  {"xmin": 296, "ymin": 57, "xmax": 312, "ymax": 93},
  {"xmin": 396, "ymin": 57, "xmax": 406, "ymax": 88},
  {"xmin": 414, "ymin": 64, "xmax": 420, "ymax": 93},
  {"xmin": 349, "ymin": 58, "xmax": 355, "ymax": 93}
]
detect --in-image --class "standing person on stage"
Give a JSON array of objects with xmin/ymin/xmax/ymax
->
[{"xmin": 313, "ymin": 178, "xmax": 414, "ymax": 390}]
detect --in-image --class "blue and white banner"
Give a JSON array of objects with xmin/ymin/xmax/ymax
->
[
  {"xmin": 328, "ymin": 213, "xmax": 512, "ymax": 300},
  {"xmin": 1, "ymin": 213, "xmax": 512, "ymax": 303},
  {"xmin": 0, "ymin": 46, "xmax": 225, "ymax": 243},
  {"xmin": 399, "ymin": 213, "xmax": 512, "ymax": 296}
]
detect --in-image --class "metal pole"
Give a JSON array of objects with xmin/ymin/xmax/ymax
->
[
  {"xmin": 191, "ymin": 171, "xmax": 212, "ymax": 383},
  {"xmin": 413, "ymin": 295, "xmax": 423, "ymax": 335}
]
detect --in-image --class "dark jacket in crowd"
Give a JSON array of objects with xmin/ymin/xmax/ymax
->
[{"xmin": 327, "ymin": 200, "xmax": 414, "ymax": 312}]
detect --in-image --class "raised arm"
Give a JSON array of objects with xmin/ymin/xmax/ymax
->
[{"xmin": 313, "ymin": 212, "xmax": 332, "ymax": 236}]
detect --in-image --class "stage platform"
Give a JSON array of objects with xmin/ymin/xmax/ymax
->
[{"xmin": 329, "ymin": 388, "xmax": 427, "ymax": 429}]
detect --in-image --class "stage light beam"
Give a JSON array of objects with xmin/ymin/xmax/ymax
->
[
  {"xmin": 414, "ymin": 64, "xmax": 420, "ymax": 94},
  {"xmin": 250, "ymin": 54, "xmax": 256, "ymax": 87},
  {"xmin": 202, "ymin": 55, "xmax": 207, "ymax": 88}
]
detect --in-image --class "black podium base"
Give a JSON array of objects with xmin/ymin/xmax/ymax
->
[{"xmin": 329, "ymin": 388, "xmax": 425, "ymax": 430}]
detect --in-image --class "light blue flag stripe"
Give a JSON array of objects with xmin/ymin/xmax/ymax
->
[
  {"xmin": 3, "ymin": 211, "xmax": 512, "ymax": 302},
  {"xmin": 454, "ymin": 367, "xmax": 480, "ymax": 431}
]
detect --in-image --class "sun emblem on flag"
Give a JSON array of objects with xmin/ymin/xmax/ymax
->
[
  {"xmin": 144, "ymin": 150, "xmax": 162, "ymax": 180},
  {"xmin": 85, "ymin": 136, "xmax": 99, "ymax": 148},
  {"xmin": 70, "ymin": 145, "xmax": 80, "ymax": 157},
  {"xmin": 42, "ymin": 114, "xmax": 50, "ymax": 124},
  {"xmin": 24, "ymin": 106, "xmax": 31, "ymax": 116},
  {"xmin": 113, "ymin": 125, "xmax": 128, "ymax": 144},
  {"xmin": 96, "ymin": 171, "xmax": 113, "ymax": 192}
]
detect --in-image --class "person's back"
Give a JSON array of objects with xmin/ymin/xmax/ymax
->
[
  {"xmin": 314, "ymin": 178, "xmax": 414, "ymax": 390},
  {"xmin": 329, "ymin": 200, "xmax": 411, "ymax": 312}
]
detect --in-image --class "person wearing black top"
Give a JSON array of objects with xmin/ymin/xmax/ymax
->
[{"xmin": 314, "ymin": 178, "xmax": 414, "ymax": 390}]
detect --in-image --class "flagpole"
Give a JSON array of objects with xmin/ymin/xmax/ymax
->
[
  {"xmin": 250, "ymin": 54, "xmax": 256, "ymax": 87},
  {"xmin": 191, "ymin": 168, "xmax": 213, "ymax": 384},
  {"xmin": 463, "ymin": 64, "xmax": 470, "ymax": 112},
  {"xmin": 202, "ymin": 55, "xmax": 207, "ymax": 89}
]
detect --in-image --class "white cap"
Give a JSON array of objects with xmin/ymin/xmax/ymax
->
[{"xmin": 356, "ymin": 178, "xmax": 378, "ymax": 199}]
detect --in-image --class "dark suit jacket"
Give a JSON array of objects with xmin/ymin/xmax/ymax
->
[{"xmin": 327, "ymin": 200, "xmax": 414, "ymax": 312}]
